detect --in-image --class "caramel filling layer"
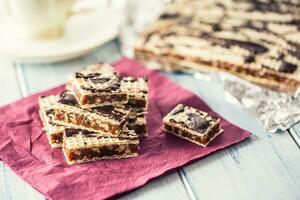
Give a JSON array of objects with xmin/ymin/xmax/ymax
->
[
  {"xmin": 65, "ymin": 143, "xmax": 139, "ymax": 161},
  {"xmin": 164, "ymin": 123, "xmax": 220, "ymax": 145},
  {"xmin": 54, "ymin": 110, "xmax": 120, "ymax": 135},
  {"xmin": 135, "ymin": 50, "xmax": 300, "ymax": 91},
  {"xmin": 50, "ymin": 133, "xmax": 63, "ymax": 145}
]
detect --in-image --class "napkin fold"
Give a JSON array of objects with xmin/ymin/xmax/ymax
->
[{"xmin": 0, "ymin": 58, "xmax": 251, "ymax": 200}]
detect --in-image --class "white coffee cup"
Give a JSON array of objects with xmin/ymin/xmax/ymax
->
[{"xmin": 0, "ymin": 0, "xmax": 108, "ymax": 39}]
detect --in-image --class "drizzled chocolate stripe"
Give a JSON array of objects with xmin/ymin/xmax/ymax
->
[
  {"xmin": 76, "ymin": 72, "xmax": 116, "ymax": 84},
  {"xmin": 186, "ymin": 113, "xmax": 210, "ymax": 132},
  {"xmin": 203, "ymin": 36, "xmax": 268, "ymax": 54},
  {"xmin": 75, "ymin": 72, "xmax": 102, "ymax": 79},
  {"xmin": 93, "ymin": 106, "xmax": 126, "ymax": 121},
  {"xmin": 170, "ymin": 104, "xmax": 185, "ymax": 116},
  {"xmin": 159, "ymin": 13, "xmax": 180, "ymax": 19},
  {"xmin": 240, "ymin": 0, "xmax": 300, "ymax": 14},
  {"xmin": 65, "ymin": 128, "xmax": 138, "ymax": 140},
  {"xmin": 170, "ymin": 112, "xmax": 214, "ymax": 133},
  {"xmin": 149, "ymin": 29, "xmax": 268, "ymax": 55},
  {"xmin": 59, "ymin": 91, "xmax": 78, "ymax": 106},
  {"xmin": 80, "ymin": 80, "xmax": 121, "ymax": 92},
  {"xmin": 278, "ymin": 62, "xmax": 297, "ymax": 73},
  {"xmin": 45, "ymin": 109, "xmax": 54, "ymax": 116},
  {"xmin": 237, "ymin": 21, "xmax": 300, "ymax": 54},
  {"xmin": 143, "ymin": 31, "xmax": 156, "ymax": 45}
]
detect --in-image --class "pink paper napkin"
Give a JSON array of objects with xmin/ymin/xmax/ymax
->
[{"xmin": 0, "ymin": 58, "xmax": 251, "ymax": 200}]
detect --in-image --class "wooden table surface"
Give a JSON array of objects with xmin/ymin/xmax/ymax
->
[{"xmin": 0, "ymin": 40, "xmax": 300, "ymax": 200}]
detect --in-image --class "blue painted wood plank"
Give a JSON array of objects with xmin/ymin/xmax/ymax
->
[
  {"xmin": 0, "ymin": 61, "xmax": 43, "ymax": 200},
  {"xmin": 289, "ymin": 123, "xmax": 300, "ymax": 148}
]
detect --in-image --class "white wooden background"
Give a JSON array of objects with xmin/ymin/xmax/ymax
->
[{"xmin": 0, "ymin": 40, "xmax": 300, "ymax": 200}]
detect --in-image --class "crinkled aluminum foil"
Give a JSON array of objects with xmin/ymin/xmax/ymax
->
[
  {"xmin": 118, "ymin": 0, "xmax": 300, "ymax": 133},
  {"xmin": 217, "ymin": 73, "xmax": 300, "ymax": 132}
]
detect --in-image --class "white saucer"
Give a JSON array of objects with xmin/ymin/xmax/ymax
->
[{"xmin": 0, "ymin": 6, "xmax": 122, "ymax": 63}]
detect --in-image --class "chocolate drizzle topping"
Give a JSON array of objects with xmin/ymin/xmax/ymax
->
[
  {"xmin": 186, "ymin": 113, "xmax": 210, "ymax": 132},
  {"xmin": 203, "ymin": 36, "xmax": 268, "ymax": 54},
  {"xmin": 122, "ymin": 77, "xmax": 138, "ymax": 83},
  {"xmin": 92, "ymin": 106, "xmax": 126, "ymax": 121},
  {"xmin": 211, "ymin": 24, "xmax": 222, "ymax": 32},
  {"xmin": 171, "ymin": 105, "xmax": 185, "ymax": 116},
  {"xmin": 244, "ymin": 55, "xmax": 255, "ymax": 63},
  {"xmin": 45, "ymin": 109, "xmax": 54, "ymax": 116},
  {"xmin": 143, "ymin": 31, "xmax": 155, "ymax": 44},
  {"xmin": 65, "ymin": 128, "xmax": 137, "ymax": 140},
  {"xmin": 91, "ymin": 77, "xmax": 110, "ymax": 84},
  {"xmin": 278, "ymin": 62, "xmax": 297, "ymax": 73},
  {"xmin": 58, "ymin": 91, "xmax": 78, "ymax": 106},
  {"xmin": 159, "ymin": 13, "xmax": 180, "ymax": 19},
  {"xmin": 75, "ymin": 72, "xmax": 101, "ymax": 79},
  {"xmin": 76, "ymin": 72, "xmax": 114, "ymax": 84},
  {"xmin": 81, "ymin": 81, "xmax": 121, "ymax": 92}
]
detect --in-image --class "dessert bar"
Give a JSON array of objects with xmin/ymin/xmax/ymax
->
[
  {"xmin": 135, "ymin": 0, "xmax": 300, "ymax": 92},
  {"xmin": 39, "ymin": 95, "xmax": 145, "ymax": 147},
  {"xmin": 163, "ymin": 104, "xmax": 222, "ymax": 147},
  {"xmin": 70, "ymin": 63, "xmax": 129, "ymax": 108},
  {"xmin": 121, "ymin": 77, "xmax": 148, "ymax": 108},
  {"xmin": 39, "ymin": 96, "xmax": 65, "ymax": 148},
  {"xmin": 52, "ymin": 91, "xmax": 130, "ymax": 136},
  {"xmin": 63, "ymin": 127, "xmax": 139, "ymax": 164}
]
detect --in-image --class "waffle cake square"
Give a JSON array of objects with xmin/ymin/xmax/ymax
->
[
  {"xmin": 163, "ymin": 104, "xmax": 223, "ymax": 147},
  {"xmin": 51, "ymin": 91, "xmax": 131, "ymax": 136},
  {"xmin": 69, "ymin": 63, "xmax": 129, "ymax": 108},
  {"xmin": 39, "ymin": 96, "xmax": 145, "ymax": 147},
  {"xmin": 63, "ymin": 127, "xmax": 139, "ymax": 165},
  {"xmin": 135, "ymin": 0, "xmax": 300, "ymax": 92},
  {"xmin": 39, "ymin": 96, "xmax": 65, "ymax": 148}
]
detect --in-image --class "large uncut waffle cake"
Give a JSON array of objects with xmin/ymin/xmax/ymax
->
[{"xmin": 135, "ymin": 0, "xmax": 300, "ymax": 92}]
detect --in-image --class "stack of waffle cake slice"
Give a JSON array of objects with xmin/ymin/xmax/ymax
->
[{"xmin": 39, "ymin": 63, "xmax": 148, "ymax": 164}]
